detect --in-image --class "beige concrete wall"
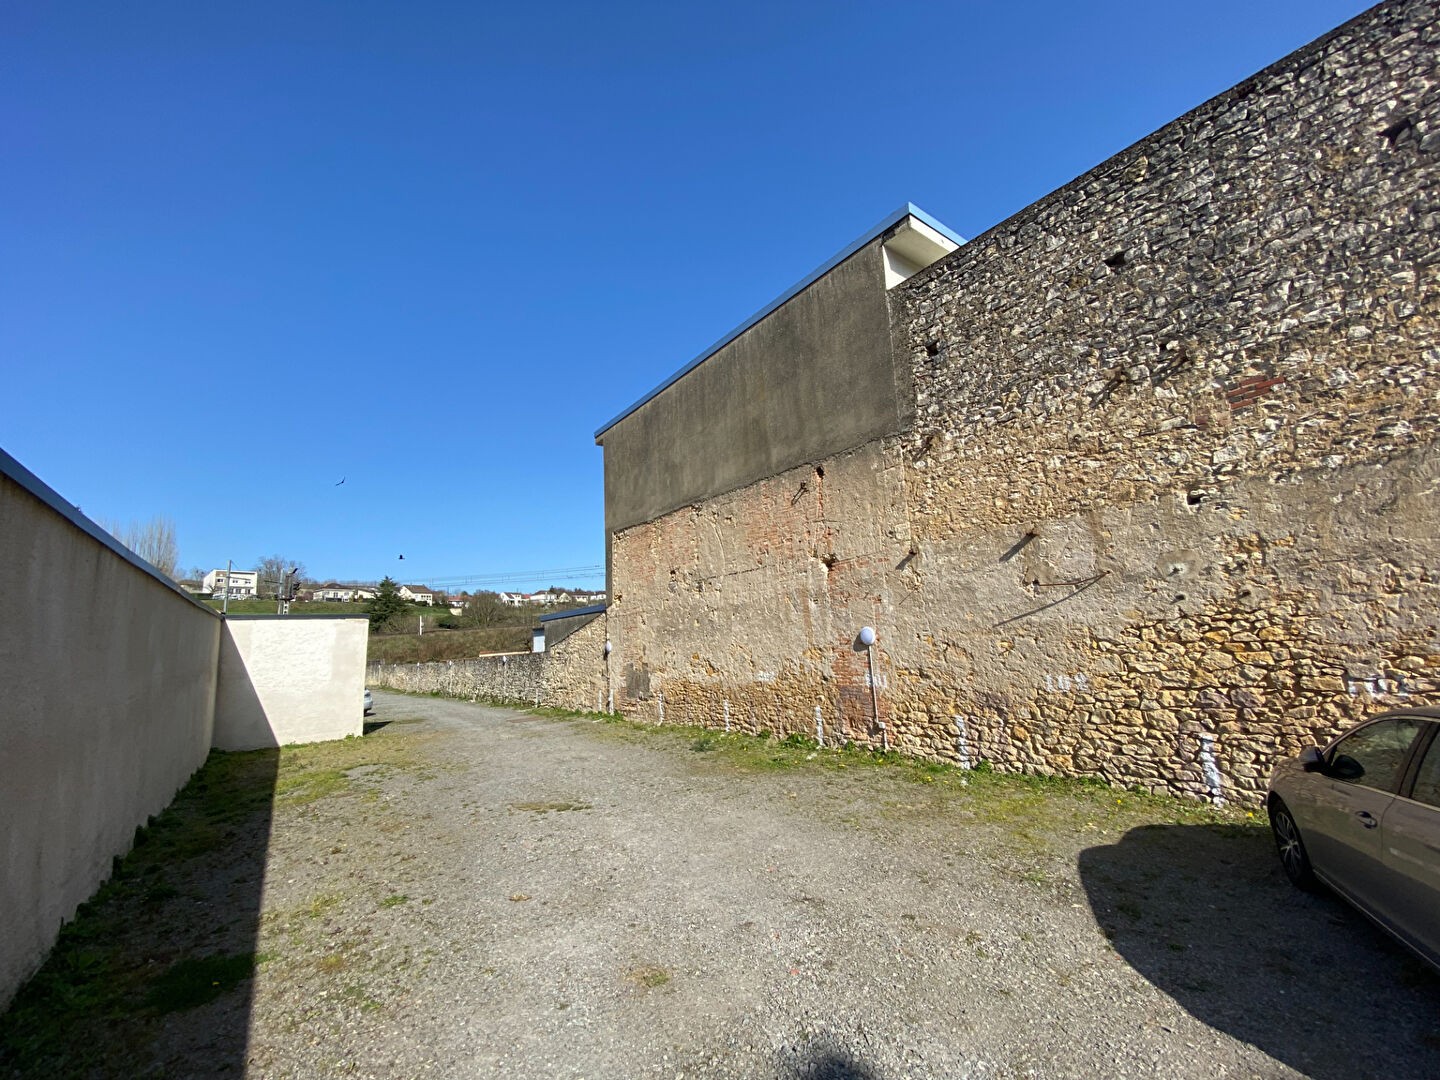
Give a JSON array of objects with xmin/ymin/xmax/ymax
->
[
  {"xmin": 1, "ymin": 461, "xmax": 221, "ymax": 1009},
  {"xmin": 213, "ymin": 617, "xmax": 368, "ymax": 750}
]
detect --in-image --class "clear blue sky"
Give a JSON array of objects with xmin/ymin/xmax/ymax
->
[{"xmin": 2, "ymin": 0, "xmax": 1371, "ymax": 591}]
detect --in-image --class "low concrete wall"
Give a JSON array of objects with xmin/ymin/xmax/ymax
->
[
  {"xmin": 369, "ymin": 614, "xmax": 610, "ymax": 713},
  {"xmin": 1, "ymin": 450, "xmax": 222, "ymax": 1009},
  {"xmin": 214, "ymin": 617, "xmax": 369, "ymax": 750}
]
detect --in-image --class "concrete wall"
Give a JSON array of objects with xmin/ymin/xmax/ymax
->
[
  {"xmin": 370, "ymin": 615, "xmax": 611, "ymax": 714},
  {"xmin": 597, "ymin": 236, "xmax": 901, "ymax": 536},
  {"xmin": 1, "ymin": 452, "xmax": 222, "ymax": 1008},
  {"xmin": 213, "ymin": 617, "xmax": 368, "ymax": 750},
  {"xmin": 603, "ymin": 0, "xmax": 1440, "ymax": 802}
]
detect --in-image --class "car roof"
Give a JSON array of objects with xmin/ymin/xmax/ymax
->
[{"xmin": 1370, "ymin": 706, "xmax": 1440, "ymax": 721}]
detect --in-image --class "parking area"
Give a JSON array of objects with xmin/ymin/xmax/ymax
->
[{"xmin": 6, "ymin": 691, "xmax": 1439, "ymax": 1079}]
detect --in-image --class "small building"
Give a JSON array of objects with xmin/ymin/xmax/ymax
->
[
  {"xmin": 398, "ymin": 585, "xmax": 435, "ymax": 606},
  {"xmin": 201, "ymin": 568, "xmax": 259, "ymax": 598}
]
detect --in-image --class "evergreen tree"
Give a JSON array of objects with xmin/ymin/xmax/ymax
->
[{"xmin": 367, "ymin": 576, "xmax": 406, "ymax": 633}]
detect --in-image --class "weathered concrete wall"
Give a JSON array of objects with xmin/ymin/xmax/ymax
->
[
  {"xmin": 213, "ymin": 617, "xmax": 369, "ymax": 750},
  {"xmin": 598, "ymin": 237, "xmax": 900, "ymax": 536},
  {"xmin": 369, "ymin": 616, "xmax": 611, "ymax": 713},
  {"xmin": 1, "ymin": 453, "xmax": 221, "ymax": 1008},
  {"xmin": 605, "ymin": 0, "xmax": 1440, "ymax": 802}
]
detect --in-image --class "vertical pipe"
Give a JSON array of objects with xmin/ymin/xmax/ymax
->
[{"xmin": 866, "ymin": 644, "xmax": 882, "ymax": 749}]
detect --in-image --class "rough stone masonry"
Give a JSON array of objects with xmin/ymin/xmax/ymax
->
[{"xmin": 600, "ymin": 0, "xmax": 1440, "ymax": 803}]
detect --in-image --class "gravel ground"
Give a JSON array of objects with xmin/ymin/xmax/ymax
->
[{"xmin": 13, "ymin": 691, "xmax": 1438, "ymax": 1079}]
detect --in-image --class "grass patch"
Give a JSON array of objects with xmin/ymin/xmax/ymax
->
[
  {"xmin": 379, "ymin": 894, "xmax": 409, "ymax": 909},
  {"xmin": 625, "ymin": 964, "xmax": 672, "ymax": 990},
  {"xmin": 0, "ymin": 719, "xmax": 433, "ymax": 1077}
]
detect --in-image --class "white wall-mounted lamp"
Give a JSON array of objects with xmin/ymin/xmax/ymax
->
[{"xmin": 858, "ymin": 626, "xmax": 876, "ymax": 646}]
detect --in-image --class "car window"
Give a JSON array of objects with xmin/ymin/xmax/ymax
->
[
  {"xmin": 1408, "ymin": 729, "xmax": 1440, "ymax": 809},
  {"xmin": 1328, "ymin": 717, "xmax": 1424, "ymax": 791}
]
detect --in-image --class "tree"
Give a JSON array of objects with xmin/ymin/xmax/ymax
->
[
  {"xmin": 101, "ymin": 516, "xmax": 180, "ymax": 578},
  {"xmin": 458, "ymin": 590, "xmax": 512, "ymax": 627},
  {"xmin": 367, "ymin": 577, "xmax": 407, "ymax": 633},
  {"xmin": 255, "ymin": 555, "xmax": 308, "ymax": 598}
]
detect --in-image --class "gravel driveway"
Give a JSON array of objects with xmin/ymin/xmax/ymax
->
[{"xmin": 8, "ymin": 691, "xmax": 1439, "ymax": 1079}]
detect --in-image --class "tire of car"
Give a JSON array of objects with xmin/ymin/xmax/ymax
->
[{"xmin": 1269, "ymin": 797, "xmax": 1318, "ymax": 891}]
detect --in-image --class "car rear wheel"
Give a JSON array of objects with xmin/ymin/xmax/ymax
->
[{"xmin": 1269, "ymin": 798, "xmax": 1317, "ymax": 891}]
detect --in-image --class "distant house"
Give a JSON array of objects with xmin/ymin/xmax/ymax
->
[
  {"xmin": 497, "ymin": 592, "xmax": 527, "ymax": 607},
  {"xmin": 312, "ymin": 582, "xmax": 379, "ymax": 603},
  {"xmin": 398, "ymin": 585, "xmax": 435, "ymax": 606},
  {"xmin": 201, "ymin": 568, "xmax": 259, "ymax": 599}
]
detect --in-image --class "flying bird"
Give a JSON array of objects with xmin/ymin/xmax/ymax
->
[
  {"xmin": 398, "ymin": 554, "xmax": 405, "ymax": 560},
  {"xmin": 335, "ymin": 477, "xmax": 346, "ymax": 486}
]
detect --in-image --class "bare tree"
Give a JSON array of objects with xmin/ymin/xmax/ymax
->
[
  {"xmin": 99, "ymin": 516, "xmax": 180, "ymax": 578},
  {"xmin": 255, "ymin": 555, "xmax": 308, "ymax": 598}
]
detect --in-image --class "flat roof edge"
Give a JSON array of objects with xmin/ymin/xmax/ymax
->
[
  {"xmin": 0, "ymin": 444, "xmax": 218, "ymax": 617},
  {"xmin": 538, "ymin": 603, "xmax": 607, "ymax": 622},
  {"xmin": 593, "ymin": 203, "xmax": 964, "ymax": 441}
]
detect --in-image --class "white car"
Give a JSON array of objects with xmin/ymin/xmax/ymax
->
[{"xmin": 363, "ymin": 689, "xmax": 373, "ymax": 716}]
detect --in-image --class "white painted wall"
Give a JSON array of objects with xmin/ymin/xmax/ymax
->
[
  {"xmin": 213, "ymin": 617, "xmax": 368, "ymax": 750},
  {"xmin": 1, "ymin": 462, "xmax": 221, "ymax": 1009}
]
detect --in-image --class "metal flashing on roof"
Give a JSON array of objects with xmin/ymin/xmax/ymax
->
[
  {"xmin": 538, "ymin": 603, "xmax": 607, "ymax": 622},
  {"xmin": 593, "ymin": 203, "xmax": 964, "ymax": 441}
]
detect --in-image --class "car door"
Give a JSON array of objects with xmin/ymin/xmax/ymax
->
[
  {"xmin": 1381, "ymin": 722, "xmax": 1440, "ymax": 966},
  {"xmin": 1303, "ymin": 716, "xmax": 1425, "ymax": 912}
]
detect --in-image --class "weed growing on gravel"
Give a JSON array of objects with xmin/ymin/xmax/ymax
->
[
  {"xmin": 380, "ymin": 894, "xmax": 410, "ymax": 908},
  {"xmin": 626, "ymin": 964, "xmax": 672, "ymax": 990}
]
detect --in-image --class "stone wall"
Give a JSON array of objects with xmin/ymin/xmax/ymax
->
[
  {"xmin": 606, "ymin": 0, "xmax": 1440, "ymax": 802},
  {"xmin": 368, "ymin": 615, "xmax": 612, "ymax": 713}
]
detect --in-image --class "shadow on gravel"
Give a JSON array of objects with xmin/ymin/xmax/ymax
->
[
  {"xmin": 1079, "ymin": 824, "xmax": 1440, "ymax": 1080},
  {"xmin": 0, "ymin": 747, "xmax": 278, "ymax": 1079},
  {"xmin": 780, "ymin": 1045, "xmax": 881, "ymax": 1079}
]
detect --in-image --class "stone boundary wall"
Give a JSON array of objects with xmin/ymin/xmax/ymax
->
[
  {"xmin": 605, "ymin": 0, "xmax": 1440, "ymax": 803},
  {"xmin": 368, "ymin": 615, "xmax": 611, "ymax": 713}
]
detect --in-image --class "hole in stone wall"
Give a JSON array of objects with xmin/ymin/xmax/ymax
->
[
  {"xmin": 925, "ymin": 340, "xmax": 944, "ymax": 360},
  {"xmin": 1174, "ymin": 593, "xmax": 1187, "ymax": 603},
  {"xmin": 820, "ymin": 553, "xmax": 838, "ymax": 570},
  {"xmin": 1380, "ymin": 115, "xmax": 1415, "ymax": 146},
  {"xmin": 815, "ymin": 465, "xmax": 825, "ymax": 480},
  {"xmin": 1186, "ymin": 491, "xmax": 1205, "ymax": 508},
  {"xmin": 1104, "ymin": 250, "xmax": 1127, "ymax": 270}
]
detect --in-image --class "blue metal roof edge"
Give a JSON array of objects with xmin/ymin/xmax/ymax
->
[
  {"xmin": 593, "ymin": 203, "xmax": 964, "ymax": 441},
  {"xmin": 538, "ymin": 603, "xmax": 606, "ymax": 623},
  {"xmin": 0, "ymin": 444, "xmax": 218, "ymax": 617}
]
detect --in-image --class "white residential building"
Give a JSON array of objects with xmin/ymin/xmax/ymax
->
[
  {"xmin": 202, "ymin": 568, "xmax": 259, "ymax": 598},
  {"xmin": 398, "ymin": 585, "xmax": 435, "ymax": 606}
]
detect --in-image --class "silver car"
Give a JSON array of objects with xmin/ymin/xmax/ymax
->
[{"xmin": 1268, "ymin": 706, "xmax": 1440, "ymax": 970}]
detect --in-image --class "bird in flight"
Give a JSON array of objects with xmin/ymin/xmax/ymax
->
[
  {"xmin": 335, "ymin": 477, "xmax": 346, "ymax": 486},
  {"xmin": 398, "ymin": 554, "xmax": 405, "ymax": 560}
]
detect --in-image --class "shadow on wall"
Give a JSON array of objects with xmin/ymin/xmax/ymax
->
[
  {"xmin": 0, "ymin": 659, "xmax": 277, "ymax": 1078},
  {"xmin": 1078, "ymin": 825, "xmax": 1440, "ymax": 1080}
]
